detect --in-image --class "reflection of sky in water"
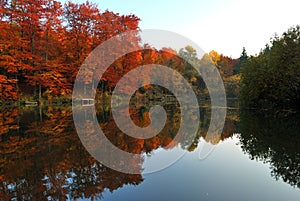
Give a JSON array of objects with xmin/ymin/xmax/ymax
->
[
  {"xmin": 99, "ymin": 136, "xmax": 300, "ymax": 201},
  {"xmin": 142, "ymin": 146, "xmax": 186, "ymax": 173}
]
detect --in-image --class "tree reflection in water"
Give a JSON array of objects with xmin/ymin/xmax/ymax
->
[
  {"xmin": 0, "ymin": 102, "xmax": 225, "ymax": 200},
  {"xmin": 238, "ymin": 110, "xmax": 300, "ymax": 188},
  {"xmin": 0, "ymin": 105, "xmax": 299, "ymax": 200},
  {"xmin": 0, "ymin": 107, "xmax": 144, "ymax": 200}
]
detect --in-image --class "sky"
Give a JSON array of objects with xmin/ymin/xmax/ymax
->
[{"xmin": 62, "ymin": 0, "xmax": 300, "ymax": 58}]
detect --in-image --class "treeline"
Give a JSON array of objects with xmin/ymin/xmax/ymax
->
[
  {"xmin": 4, "ymin": 0, "xmax": 297, "ymax": 108},
  {"xmin": 0, "ymin": 1, "xmax": 248, "ymax": 104},
  {"xmin": 240, "ymin": 26, "xmax": 300, "ymax": 109},
  {"xmin": 0, "ymin": 0, "xmax": 140, "ymax": 102},
  {"xmin": 208, "ymin": 49, "xmax": 247, "ymax": 98}
]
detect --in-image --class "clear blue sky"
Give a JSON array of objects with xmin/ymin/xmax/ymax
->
[{"xmin": 61, "ymin": 0, "xmax": 300, "ymax": 58}]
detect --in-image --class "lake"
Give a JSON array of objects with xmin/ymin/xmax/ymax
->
[{"xmin": 0, "ymin": 101, "xmax": 299, "ymax": 201}]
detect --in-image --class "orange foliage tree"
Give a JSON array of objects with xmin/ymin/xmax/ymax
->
[{"xmin": 0, "ymin": 0, "xmax": 141, "ymax": 101}]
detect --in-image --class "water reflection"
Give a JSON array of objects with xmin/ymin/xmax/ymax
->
[
  {"xmin": 238, "ymin": 110, "xmax": 300, "ymax": 188},
  {"xmin": 0, "ymin": 107, "xmax": 143, "ymax": 200},
  {"xmin": 0, "ymin": 105, "xmax": 299, "ymax": 200}
]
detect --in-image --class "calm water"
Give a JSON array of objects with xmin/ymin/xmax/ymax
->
[{"xmin": 0, "ymin": 102, "xmax": 299, "ymax": 201}]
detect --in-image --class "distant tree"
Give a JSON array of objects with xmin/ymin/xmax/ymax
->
[
  {"xmin": 218, "ymin": 55, "xmax": 238, "ymax": 78},
  {"xmin": 239, "ymin": 47, "xmax": 248, "ymax": 61},
  {"xmin": 178, "ymin": 45, "xmax": 200, "ymax": 80},
  {"xmin": 208, "ymin": 50, "xmax": 220, "ymax": 66},
  {"xmin": 235, "ymin": 47, "xmax": 248, "ymax": 74}
]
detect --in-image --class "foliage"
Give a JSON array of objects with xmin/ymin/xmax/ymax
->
[
  {"xmin": 208, "ymin": 50, "xmax": 240, "ymax": 78},
  {"xmin": 224, "ymin": 74, "xmax": 241, "ymax": 98},
  {"xmin": 240, "ymin": 26, "xmax": 300, "ymax": 109},
  {"xmin": 0, "ymin": 0, "xmax": 140, "ymax": 101}
]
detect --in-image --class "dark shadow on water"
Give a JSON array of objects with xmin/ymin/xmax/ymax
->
[{"xmin": 238, "ymin": 109, "xmax": 300, "ymax": 188}]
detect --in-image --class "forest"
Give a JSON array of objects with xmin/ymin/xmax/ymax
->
[
  {"xmin": 0, "ymin": 0, "xmax": 243, "ymax": 105},
  {"xmin": 0, "ymin": 0, "xmax": 141, "ymax": 103},
  {"xmin": 0, "ymin": 0, "xmax": 299, "ymax": 110},
  {"xmin": 240, "ymin": 26, "xmax": 300, "ymax": 109}
]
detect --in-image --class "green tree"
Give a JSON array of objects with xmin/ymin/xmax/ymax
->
[
  {"xmin": 236, "ymin": 47, "xmax": 248, "ymax": 74},
  {"xmin": 240, "ymin": 26, "xmax": 300, "ymax": 109}
]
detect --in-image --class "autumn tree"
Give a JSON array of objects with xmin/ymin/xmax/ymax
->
[{"xmin": 0, "ymin": 0, "xmax": 141, "ymax": 101}]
